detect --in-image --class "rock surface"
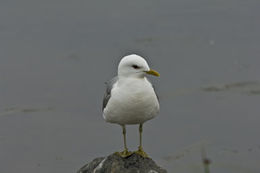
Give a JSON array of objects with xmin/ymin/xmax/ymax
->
[{"xmin": 77, "ymin": 153, "xmax": 167, "ymax": 173}]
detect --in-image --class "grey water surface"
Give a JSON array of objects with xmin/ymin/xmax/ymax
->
[{"xmin": 0, "ymin": 0, "xmax": 260, "ymax": 173}]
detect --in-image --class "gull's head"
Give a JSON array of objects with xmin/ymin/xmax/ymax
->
[{"xmin": 118, "ymin": 54, "xmax": 160, "ymax": 78}]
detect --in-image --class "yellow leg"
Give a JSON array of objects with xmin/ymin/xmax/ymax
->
[
  {"xmin": 135, "ymin": 123, "xmax": 148, "ymax": 158},
  {"xmin": 116, "ymin": 125, "xmax": 133, "ymax": 157}
]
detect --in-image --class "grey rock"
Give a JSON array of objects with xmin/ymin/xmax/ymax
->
[{"xmin": 77, "ymin": 153, "xmax": 167, "ymax": 173}]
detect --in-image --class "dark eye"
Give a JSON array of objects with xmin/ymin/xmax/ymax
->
[{"xmin": 132, "ymin": 65, "xmax": 140, "ymax": 69}]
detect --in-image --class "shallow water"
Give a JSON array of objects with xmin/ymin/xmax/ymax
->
[{"xmin": 0, "ymin": 0, "xmax": 260, "ymax": 173}]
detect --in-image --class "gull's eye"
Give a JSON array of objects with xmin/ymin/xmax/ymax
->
[{"xmin": 132, "ymin": 65, "xmax": 140, "ymax": 69}]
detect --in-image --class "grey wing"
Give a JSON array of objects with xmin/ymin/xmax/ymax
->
[{"xmin": 102, "ymin": 76, "xmax": 118, "ymax": 111}]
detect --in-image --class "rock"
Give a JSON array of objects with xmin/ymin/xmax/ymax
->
[{"xmin": 77, "ymin": 153, "xmax": 167, "ymax": 173}]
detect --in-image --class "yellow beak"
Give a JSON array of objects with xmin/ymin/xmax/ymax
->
[{"xmin": 146, "ymin": 69, "xmax": 160, "ymax": 77}]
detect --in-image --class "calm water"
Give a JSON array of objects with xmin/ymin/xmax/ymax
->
[{"xmin": 0, "ymin": 0, "xmax": 260, "ymax": 173}]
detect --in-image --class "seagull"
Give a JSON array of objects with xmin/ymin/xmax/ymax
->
[{"xmin": 102, "ymin": 54, "xmax": 160, "ymax": 158}]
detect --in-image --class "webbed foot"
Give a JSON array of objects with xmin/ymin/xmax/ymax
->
[
  {"xmin": 134, "ymin": 146, "xmax": 149, "ymax": 158},
  {"xmin": 115, "ymin": 149, "xmax": 133, "ymax": 158}
]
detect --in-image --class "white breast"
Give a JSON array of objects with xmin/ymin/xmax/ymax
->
[{"xmin": 103, "ymin": 77, "xmax": 159, "ymax": 125}]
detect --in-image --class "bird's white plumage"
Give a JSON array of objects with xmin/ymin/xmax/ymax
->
[{"xmin": 103, "ymin": 54, "xmax": 159, "ymax": 125}]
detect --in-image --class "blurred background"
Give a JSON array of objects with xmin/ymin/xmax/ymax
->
[{"xmin": 0, "ymin": 0, "xmax": 260, "ymax": 173}]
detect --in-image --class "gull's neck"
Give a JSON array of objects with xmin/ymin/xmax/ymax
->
[{"xmin": 118, "ymin": 75, "xmax": 146, "ymax": 84}]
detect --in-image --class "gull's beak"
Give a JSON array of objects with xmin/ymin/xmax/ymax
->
[{"xmin": 146, "ymin": 69, "xmax": 160, "ymax": 77}]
